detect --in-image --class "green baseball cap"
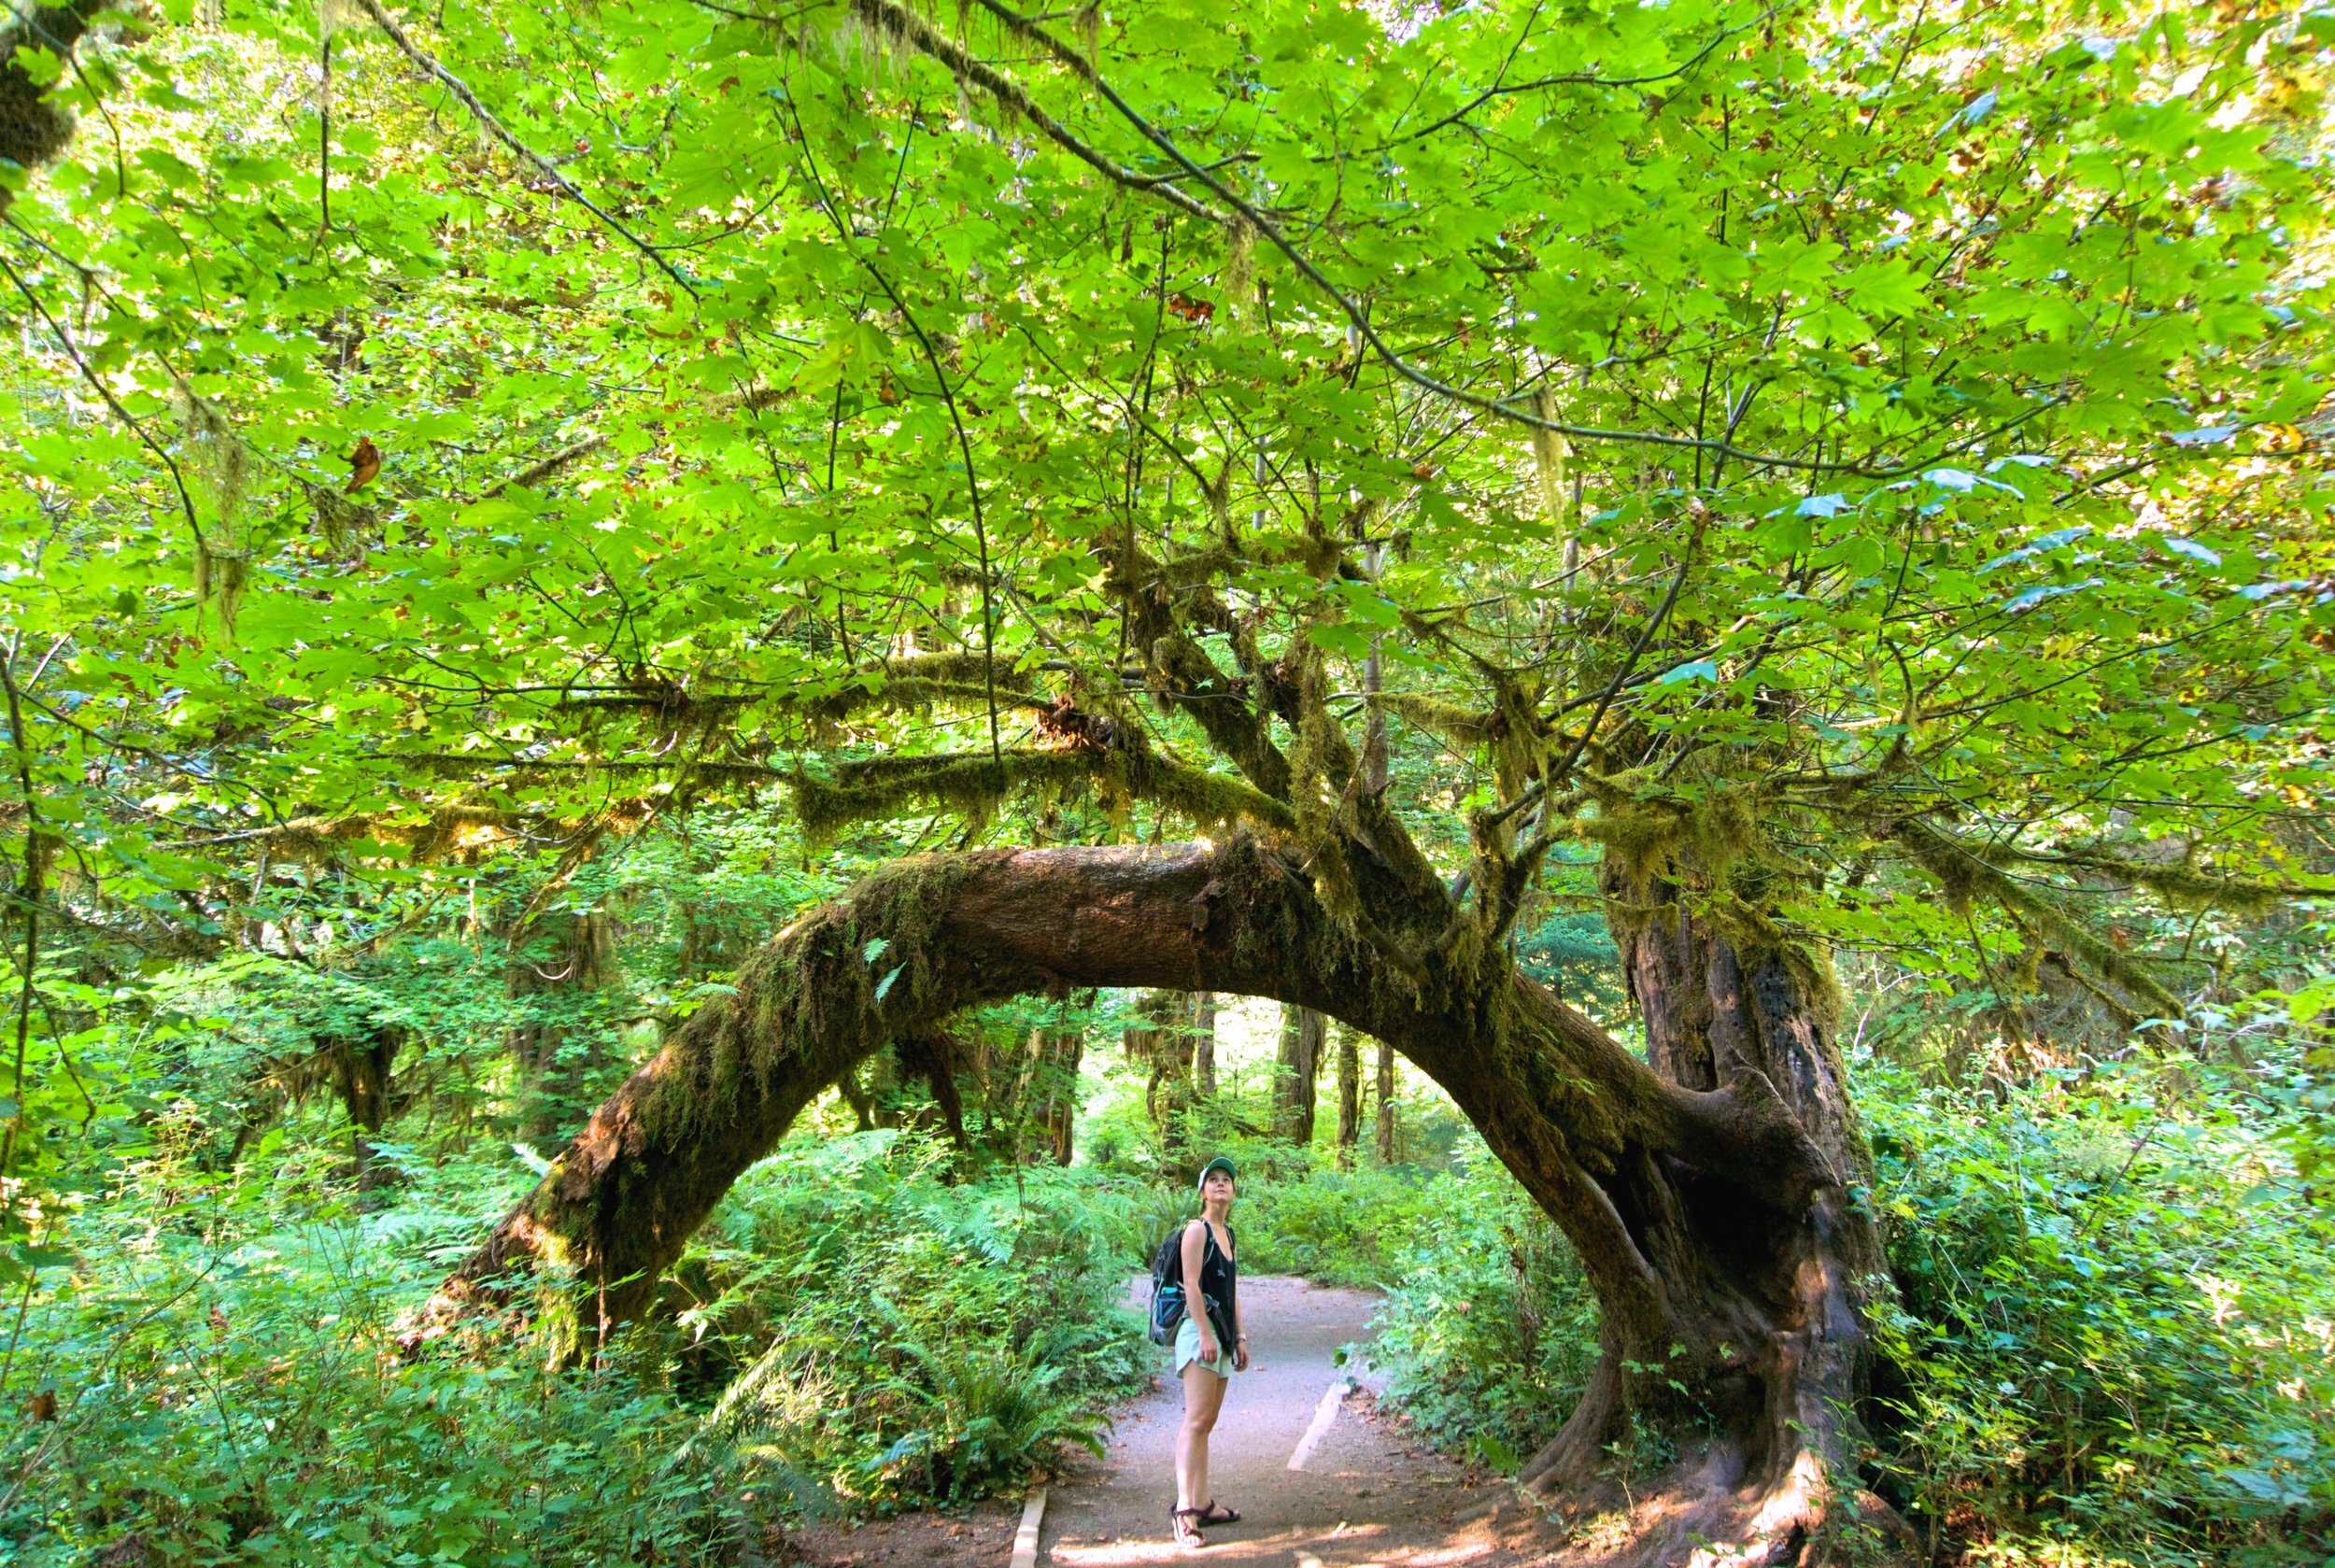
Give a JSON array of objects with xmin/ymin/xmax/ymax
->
[{"xmin": 1195, "ymin": 1155, "xmax": 1237, "ymax": 1194}]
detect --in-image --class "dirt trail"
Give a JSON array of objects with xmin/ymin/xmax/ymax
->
[
  {"xmin": 786, "ymin": 1276, "xmax": 1571, "ymax": 1567},
  {"xmin": 1040, "ymin": 1276, "xmax": 1563, "ymax": 1566}
]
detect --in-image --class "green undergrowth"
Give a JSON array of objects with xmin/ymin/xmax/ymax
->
[
  {"xmin": 1223, "ymin": 1163, "xmax": 1455, "ymax": 1286},
  {"xmin": 1351, "ymin": 1154, "xmax": 1604, "ymax": 1474},
  {"xmin": 0, "ymin": 1128, "xmax": 1150, "ymax": 1566},
  {"xmin": 1864, "ymin": 1052, "xmax": 2335, "ymax": 1567},
  {"xmin": 660, "ymin": 1129, "xmax": 1153, "ymax": 1512},
  {"xmin": 1358, "ymin": 1050, "xmax": 2335, "ymax": 1566}
]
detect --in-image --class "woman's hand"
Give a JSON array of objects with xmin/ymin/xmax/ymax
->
[
  {"xmin": 1234, "ymin": 1335, "xmax": 1251, "ymax": 1372},
  {"xmin": 1197, "ymin": 1331, "xmax": 1221, "ymax": 1363}
]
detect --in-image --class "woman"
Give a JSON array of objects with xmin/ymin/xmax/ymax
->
[{"xmin": 1172, "ymin": 1154, "xmax": 1248, "ymax": 1549}]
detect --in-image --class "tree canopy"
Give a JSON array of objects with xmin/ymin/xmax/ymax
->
[{"xmin": 3, "ymin": 0, "xmax": 2326, "ymax": 981}]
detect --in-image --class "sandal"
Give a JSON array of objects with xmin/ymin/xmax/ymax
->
[
  {"xmin": 1170, "ymin": 1505, "xmax": 1207, "ymax": 1549},
  {"xmin": 1197, "ymin": 1500, "xmax": 1241, "ymax": 1526}
]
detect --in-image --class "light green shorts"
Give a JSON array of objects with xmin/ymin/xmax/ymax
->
[{"xmin": 1173, "ymin": 1313, "xmax": 1235, "ymax": 1379}]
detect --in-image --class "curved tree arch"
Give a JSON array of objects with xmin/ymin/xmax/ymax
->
[{"xmin": 430, "ymin": 827, "xmax": 1876, "ymax": 1561}]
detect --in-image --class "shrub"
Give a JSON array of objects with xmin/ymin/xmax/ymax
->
[
  {"xmin": 0, "ymin": 1125, "xmax": 1151, "ymax": 1564},
  {"xmin": 1866, "ymin": 1052, "xmax": 2335, "ymax": 1565},
  {"xmin": 1362, "ymin": 1154, "xmax": 1601, "ymax": 1470}
]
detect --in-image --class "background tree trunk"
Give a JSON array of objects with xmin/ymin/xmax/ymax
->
[
  {"xmin": 327, "ymin": 1028, "xmax": 400, "ymax": 1197},
  {"xmin": 507, "ymin": 909, "xmax": 615, "ymax": 1145},
  {"xmin": 1272, "ymin": 1004, "xmax": 1323, "ymax": 1143},
  {"xmin": 1029, "ymin": 1026, "xmax": 1083, "ymax": 1165},
  {"xmin": 1373, "ymin": 1036, "xmax": 1395, "ymax": 1164},
  {"xmin": 1193, "ymin": 991, "xmax": 1217, "ymax": 1097},
  {"xmin": 1334, "ymin": 1024, "xmax": 1360, "ymax": 1171},
  {"xmin": 1125, "ymin": 989, "xmax": 1197, "ymax": 1162}
]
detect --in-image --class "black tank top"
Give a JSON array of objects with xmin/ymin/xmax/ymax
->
[{"xmin": 1192, "ymin": 1219, "xmax": 1238, "ymax": 1345}]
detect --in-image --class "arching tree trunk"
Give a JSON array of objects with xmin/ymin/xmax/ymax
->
[
  {"xmin": 414, "ymin": 838, "xmax": 1896, "ymax": 1562},
  {"xmin": 1497, "ymin": 860, "xmax": 1898, "ymax": 1563}
]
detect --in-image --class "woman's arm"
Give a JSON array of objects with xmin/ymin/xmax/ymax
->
[
  {"xmin": 1232, "ymin": 1286, "xmax": 1249, "ymax": 1371},
  {"xmin": 1181, "ymin": 1220, "xmax": 1217, "ymax": 1359}
]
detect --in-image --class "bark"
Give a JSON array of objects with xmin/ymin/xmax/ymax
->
[
  {"xmin": 1124, "ymin": 988, "xmax": 1196, "ymax": 1159},
  {"xmin": 326, "ymin": 1028, "xmax": 401, "ymax": 1196},
  {"xmin": 1373, "ymin": 1036, "xmax": 1396, "ymax": 1164},
  {"xmin": 418, "ymin": 836, "xmax": 1896, "ymax": 1561},
  {"xmin": 1499, "ymin": 860, "xmax": 1901, "ymax": 1564},
  {"xmin": 1335, "ymin": 1024, "xmax": 1363, "ymax": 1169},
  {"xmin": 1192, "ymin": 991, "xmax": 1217, "ymax": 1097},
  {"xmin": 1030, "ymin": 1026, "xmax": 1083, "ymax": 1165},
  {"xmin": 1272, "ymin": 1004, "xmax": 1323, "ymax": 1143},
  {"xmin": 0, "ymin": 0, "xmax": 118, "ymax": 215}
]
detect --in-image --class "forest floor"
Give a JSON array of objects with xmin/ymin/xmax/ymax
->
[{"xmin": 783, "ymin": 1276, "xmax": 1575, "ymax": 1566}]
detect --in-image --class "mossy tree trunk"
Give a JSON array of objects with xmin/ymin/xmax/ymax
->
[
  {"xmin": 1373, "ymin": 1037, "xmax": 1396, "ymax": 1164},
  {"xmin": 1272, "ymin": 1004, "xmax": 1323, "ymax": 1144},
  {"xmin": 425, "ymin": 837, "xmax": 1896, "ymax": 1561},
  {"xmin": 326, "ymin": 1027, "xmax": 402, "ymax": 1196},
  {"xmin": 1124, "ymin": 988, "xmax": 1197, "ymax": 1162},
  {"xmin": 1333, "ymin": 1023, "xmax": 1361, "ymax": 1170},
  {"xmin": 1192, "ymin": 991, "xmax": 1217, "ymax": 1097},
  {"xmin": 1025, "ymin": 1026, "xmax": 1083, "ymax": 1165}
]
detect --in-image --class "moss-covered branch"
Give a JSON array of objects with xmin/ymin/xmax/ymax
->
[
  {"xmin": 1893, "ymin": 819, "xmax": 2187, "ymax": 1018},
  {"xmin": 792, "ymin": 740, "xmax": 1297, "ymax": 842}
]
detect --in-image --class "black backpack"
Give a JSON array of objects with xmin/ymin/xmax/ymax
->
[
  {"xmin": 1147, "ymin": 1222, "xmax": 1235, "ymax": 1347},
  {"xmin": 1147, "ymin": 1229, "xmax": 1187, "ymax": 1346}
]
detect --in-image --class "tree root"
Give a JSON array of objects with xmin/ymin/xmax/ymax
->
[{"xmin": 1525, "ymin": 1437, "xmax": 1914, "ymax": 1568}]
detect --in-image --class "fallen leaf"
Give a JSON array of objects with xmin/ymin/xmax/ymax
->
[{"xmin": 346, "ymin": 436, "xmax": 382, "ymax": 492}]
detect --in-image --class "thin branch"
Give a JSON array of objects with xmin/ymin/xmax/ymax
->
[
  {"xmin": 350, "ymin": 0, "xmax": 700, "ymax": 297},
  {"xmin": 844, "ymin": 0, "xmax": 1220, "ymax": 223},
  {"xmin": 0, "ymin": 248, "xmax": 208, "ymax": 553},
  {"xmin": 784, "ymin": 101, "xmax": 1003, "ymax": 764},
  {"xmin": 1379, "ymin": 11, "xmax": 1766, "ymax": 150},
  {"xmin": 955, "ymin": 0, "xmax": 1910, "ymax": 476}
]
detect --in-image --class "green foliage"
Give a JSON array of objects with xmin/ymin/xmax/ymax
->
[
  {"xmin": 1868, "ymin": 1050, "xmax": 2335, "ymax": 1565},
  {"xmin": 1232, "ymin": 1165, "xmax": 1458, "ymax": 1287},
  {"xmin": 1361, "ymin": 1157, "xmax": 1605, "ymax": 1473},
  {"xmin": 0, "ymin": 0, "xmax": 2330, "ymax": 1558},
  {"xmin": 0, "ymin": 1123, "xmax": 1146, "ymax": 1563},
  {"xmin": 670, "ymin": 1130, "xmax": 1152, "ymax": 1510},
  {"xmin": 1514, "ymin": 911, "xmax": 1628, "ymax": 1023}
]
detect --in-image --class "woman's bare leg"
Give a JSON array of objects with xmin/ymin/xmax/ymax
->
[{"xmin": 1175, "ymin": 1362, "xmax": 1229, "ymax": 1513}]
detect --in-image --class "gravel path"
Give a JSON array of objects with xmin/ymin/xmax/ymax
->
[
  {"xmin": 784, "ymin": 1276, "xmax": 1570, "ymax": 1567},
  {"xmin": 1037, "ymin": 1276, "xmax": 1564, "ymax": 1566}
]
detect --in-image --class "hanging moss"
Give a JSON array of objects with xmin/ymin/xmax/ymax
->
[
  {"xmin": 2040, "ymin": 845, "xmax": 2302, "ymax": 914},
  {"xmin": 793, "ymin": 738, "xmax": 1295, "ymax": 844},
  {"xmin": 1895, "ymin": 819, "xmax": 2186, "ymax": 1019},
  {"xmin": 1146, "ymin": 755, "xmax": 1298, "ymax": 834},
  {"xmin": 793, "ymin": 750, "xmax": 1092, "ymax": 841},
  {"xmin": 1381, "ymin": 693, "xmax": 1494, "ymax": 748},
  {"xmin": 798, "ymin": 651, "xmax": 1036, "ymax": 729},
  {"xmin": 639, "ymin": 850, "xmax": 991, "ymax": 1145}
]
